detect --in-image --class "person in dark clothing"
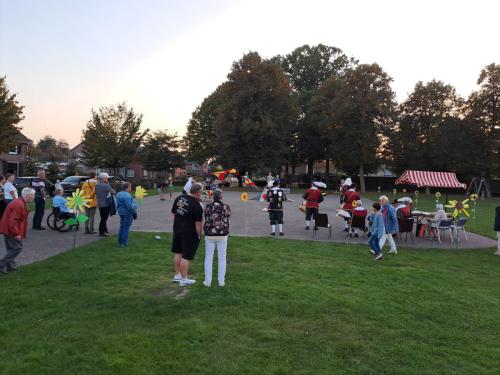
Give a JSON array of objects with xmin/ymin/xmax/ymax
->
[
  {"xmin": 0, "ymin": 175, "xmax": 6, "ymax": 221},
  {"xmin": 95, "ymin": 173, "xmax": 116, "ymax": 236},
  {"xmin": 31, "ymin": 169, "xmax": 47, "ymax": 230},
  {"xmin": 266, "ymin": 180, "xmax": 287, "ymax": 236},
  {"xmin": 171, "ymin": 182, "xmax": 204, "ymax": 287},
  {"xmin": 494, "ymin": 206, "xmax": 500, "ymax": 256}
]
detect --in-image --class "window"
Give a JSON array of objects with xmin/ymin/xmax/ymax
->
[
  {"xmin": 127, "ymin": 169, "xmax": 135, "ymax": 178},
  {"xmin": 143, "ymin": 169, "xmax": 148, "ymax": 178},
  {"xmin": 8, "ymin": 145, "xmax": 18, "ymax": 155}
]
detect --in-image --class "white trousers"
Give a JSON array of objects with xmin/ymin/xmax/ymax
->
[
  {"xmin": 379, "ymin": 230, "xmax": 397, "ymax": 252},
  {"xmin": 204, "ymin": 237, "xmax": 228, "ymax": 285}
]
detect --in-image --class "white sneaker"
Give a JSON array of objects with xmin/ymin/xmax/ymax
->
[
  {"xmin": 369, "ymin": 249, "xmax": 375, "ymax": 255},
  {"xmin": 172, "ymin": 274, "xmax": 182, "ymax": 283},
  {"xmin": 389, "ymin": 249, "xmax": 398, "ymax": 254},
  {"xmin": 179, "ymin": 278, "xmax": 196, "ymax": 287},
  {"xmin": 218, "ymin": 282, "xmax": 225, "ymax": 287},
  {"xmin": 374, "ymin": 253, "xmax": 383, "ymax": 260},
  {"xmin": 203, "ymin": 281, "xmax": 211, "ymax": 287}
]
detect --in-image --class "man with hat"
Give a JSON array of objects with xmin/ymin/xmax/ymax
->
[
  {"xmin": 303, "ymin": 181, "xmax": 325, "ymax": 230},
  {"xmin": 266, "ymin": 180, "xmax": 287, "ymax": 236}
]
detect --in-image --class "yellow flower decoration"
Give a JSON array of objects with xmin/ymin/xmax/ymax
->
[
  {"xmin": 435, "ymin": 192, "xmax": 441, "ymax": 199},
  {"xmin": 469, "ymin": 193, "xmax": 479, "ymax": 201},
  {"xmin": 67, "ymin": 188, "xmax": 91, "ymax": 212},
  {"xmin": 352, "ymin": 200, "xmax": 358, "ymax": 208},
  {"xmin": 134, "ymin": 186, "xmax": 148, "ymax": 201},
  {"xmin": 445, "ymin": 199, "xmax": 470, "ymax": 218},
  {"xmin": 241, "ymin": 192, "xmax": 248, "ymax": 202}
]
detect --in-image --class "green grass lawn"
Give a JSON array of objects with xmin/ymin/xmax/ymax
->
[
  {"xmin": 362, "ymin": 191, "xmax": 499, "ymax": 239},
  {"xmin": 1, "ymin": 233, "xmax": 499, "ymax": 374}
]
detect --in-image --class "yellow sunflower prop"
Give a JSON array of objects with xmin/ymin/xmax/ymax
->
[
  {"xmin": 134, "ymin": 186, "xmax": 148, "ymax": 201},
  {"xmin": 469, "ymin": 194, "xmax": 479, "ymax": 220},
  {"xmin": 445, "ymin": 199, "xmax": 470, "ymax": 218},
  {"xmin": 352, "ymin": 200, "xmax": 358, "ymax": 208},
  {"xmin": 241, "ymin": 192, "xmax": 248, "ymax": 202},
  {"xmin": 67, "ymin": 188, "xmax": 92, "ymax": 212}
]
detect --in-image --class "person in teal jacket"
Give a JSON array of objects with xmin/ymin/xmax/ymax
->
[
  {"xmin": 116, "ymin": 182, "xmax": 137, "ymax": 247},
  {"xmin": 368, "ymin": 202, "xmax": 384, "ymax": 260}
]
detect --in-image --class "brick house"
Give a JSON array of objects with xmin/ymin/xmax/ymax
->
[{"xmin": 0, "ymin": 131, "xmax": 33, "ymax": 176}]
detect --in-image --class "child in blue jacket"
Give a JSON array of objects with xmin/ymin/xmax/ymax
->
[{"xmin": 368, "ymin": 202, "xmax": 384, "ymax": 260}]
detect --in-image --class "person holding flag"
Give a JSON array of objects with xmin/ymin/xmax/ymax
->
[
  {"xmin": 303, "ymin": 181, "xmax": 325, "ymax": 230},
  {"xmin": 266, "ymin": 180, "xmax": 287, "ymax": 236}
]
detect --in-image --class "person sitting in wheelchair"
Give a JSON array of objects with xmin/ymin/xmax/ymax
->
[{"xmin": 52, "ymin": 188, "xmax": 75, "ymax": 220}]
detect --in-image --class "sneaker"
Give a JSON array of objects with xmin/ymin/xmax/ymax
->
[
  {"xmin": 374, "ymin": 253, "xmax": 383, "ymax": 260},
  {"xmin": 368, "ymin": 249, "xmax": 375, "ymax": 255},
  {"xmin": 354, "ymin": 233, "xmax": 359, "ymax": 238},
  {"xmin": 270, "ymin": 232, "xmax": 276, "ymax": 236},
  {"xmin": 0, "ymin": 266, "xmax": 7, "ymax": 275},
  {"xmin": 305, "ymin": 226, "xmax": 310, "ymax": 230},
  {"xmin": 203, "ymin": 281, "xmax": 211, "ymax": 287},
  {"xmin": 279, "ymin": 232, "xmax": 284, "ymax": 236},
  {"xmin": 218, "ymin": 282, "xmax": 225, "ymax": 287},
  {"xmin": 179, "ymin": 278, "xmax": 196, "ymax": 287},
  {"xmin": 389, "ymin": 249, "xmax": 398, "ymax": 254},
  {"xmin": 172, "ymin": 274, "xmax": 182, "ymax": 283}
]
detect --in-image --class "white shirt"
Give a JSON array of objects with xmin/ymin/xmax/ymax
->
[{"xmin": 3, "ymin": 181, "xmax": 18, "ymax": 200}]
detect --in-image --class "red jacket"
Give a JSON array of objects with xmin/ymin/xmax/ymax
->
[
  {"xmin": 303, "ymin": 188, "xmax": 323, "ymax": 208},
  {"xmin": 343, "ymin": 190, "xmax": 360, "ymax": 210},
  {"xmin": 0, "ymin": 198, "xmax": 29, "ymax": 238}
]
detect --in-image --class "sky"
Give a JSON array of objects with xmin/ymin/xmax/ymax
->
[{"xmin": 1, "ymin": 0, "xmax": 499, "ymax": 148}]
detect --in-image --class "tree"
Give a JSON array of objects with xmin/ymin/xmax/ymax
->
[
  {"xmin": 140, "ymin": 130, "xmax": 184, "ymax": 176},
  {"xmin": 214, "ymin": 52, "xmax": 296, "ymax": 175},
  {"xmin": 269, "ymin": 44, "xmax": 356, "ymax": 177},
  {"xmin": 65, "ymin": 161, "xmax": 79, "ymax": 177},
  {"xmin": 465, "ymin": 63, "xmax": 500, "ymax": 177},
  {"xmin": 82, "ymin": 103, "xmax": 148, "ymax": 173},
  {"xmin": 308, "ymin": 63, "xmax": 397, "ymax": 192},
  {"xmin": 0, "ymin": 76, "xmax": 24, "ymax": 153},
  {"xmin": 389, "ymin": 80, "xmax": 465, "ymax": 174},
  {"xmin": 184, "ymin": 86, "xmax": 224, "ymax": 164},
  {"xmin": 36, "ymin": 135, "xmax": 69, "ymax": 162}
]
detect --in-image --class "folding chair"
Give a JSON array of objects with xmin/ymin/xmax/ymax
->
[
  {"xmin": 313, "ymin": 213, "xmax": 332, "ymax": 240},
  {"xmin": 452, "ymin": 218, "xmax": 468, "ymax": 242},
  {"xmin": 437, "ymin": 219, "xmax": 454, "ymax": 243},
  {"xmin": 398, "ymin": 218, "xmax": 414, "ymax": 243},
  {"xmin": 348, "ymin": 214, "xmax": 368, "ymax": 238}
]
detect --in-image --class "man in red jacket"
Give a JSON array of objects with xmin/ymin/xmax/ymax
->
[
  {"xmin": 303, "ymin": 181, "xmax": 325, "ymax": 230},
  {"xmin": 0, "ymin": 187, "xmax": 35, "ymax": 274}
]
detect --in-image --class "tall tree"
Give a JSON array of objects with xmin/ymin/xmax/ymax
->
[
  {"xmin": 184, "ymin": 86, "xmax": 224, "ymax": 164},
  {"xmin": 214, "ymin": 52, "xmax": 296, "ymax": 175},
  {"xmin": 141, "ymin": 130, "xmax": 184, "ymax": 176},
  {"xmin": 82, "ymin": 103, "xmax": 148, "ymax": 173},
  {"xmin": 308, "ymin": 63, "xmax": 397, "ymax": 192},
  {"xmin": 390, "ymin": 80, "xmax": 465, "ymax": 174},
  {"xmin": 36, "ymin": 135, "xmax": 69, "ymax": 162},
  {"xmin": 0, "ymin": 76, "xmax": 24, "ymax": 153},
  {"xmin": 465, "ymin": 63, "xmax": 500, "ymax": 177},
  {"xmin": 269, "ymin": 44, "xmax": 356, "ymax": 177}
]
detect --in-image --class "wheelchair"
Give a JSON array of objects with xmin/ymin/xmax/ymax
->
[{"xmin": 46, "ymin": 207, "xmax": 79, "ymax": 232}]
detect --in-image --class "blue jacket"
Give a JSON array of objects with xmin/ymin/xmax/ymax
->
[
  {"xmin": 382, "ymin": 204, "xmax": 399, "ymax": 233},
  {"xmin": 370, "ymin": 212, "xmax": 385, "ymax": 238},
  {"xmin": 116, "ymin": 191, "xmax": 137, "ymax": 217}
]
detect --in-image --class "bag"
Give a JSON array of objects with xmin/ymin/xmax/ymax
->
[{"xmin": 108, "ymin": 195, "xmax": 116, "ymax": 216}]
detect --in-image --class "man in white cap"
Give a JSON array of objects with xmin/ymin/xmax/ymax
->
[
  {"xmin": 266, "ymin": 180, "xmax": 286, "ymax": 236},
  {"xmin": 302, "ymin": 181, "xmax": 325, "ymax": 230},
  {"xmin": 95, "ymin": 172, "xmax": 116, "ymax": 236}
]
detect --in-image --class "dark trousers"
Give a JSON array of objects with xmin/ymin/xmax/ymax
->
[
  {"xmin": 32, "ymin": 197, "xmax": 46, "ymax": 229},
  {"xmin": 305, "ymin": 207, "xmax": 318, "ymax": 221},
  {"xmin": 1, "ymin": 236, "xmax": 23, "ymax": 269},
  {"xmin": 99, "ymin": 206, "xmax": 110, "ymax": 235}
]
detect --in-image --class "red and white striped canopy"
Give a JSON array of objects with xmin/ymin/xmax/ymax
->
[{"xmin": 395, "ymin": 170, "xmax": 466, "ymax": 189}]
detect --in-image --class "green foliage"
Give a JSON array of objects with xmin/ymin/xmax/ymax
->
[
  {"xmin": 0, "ymin": 233, "xmax": 499, "ymax": 374},
  {"xmin": 184, "ymin": 86, "xmax": 224, "ymax": 163},
  {"xmin": 214, "ymin": 52, "xmax": 297, "ymax": 173},
  {"xmin": 36, "ymin": 135, "xmax": 70, "ymax": 162},
  {"xmin": 46, "ymin": 161, "xmax": 61, "ymax": 182},
  {"xmin": 140, "ymin": 130, "xmax": 184, "ymax": 173},
  {"xmin": 0, "ymin": 76, "xmax": 24, "ymax": 153},
  {"xmin": 65, "ymin": 160, "xmax": 79, "ymax": 177},
  {"xmin": 82, "ymin": 103, "xmax": 148, "ymax": 171}
]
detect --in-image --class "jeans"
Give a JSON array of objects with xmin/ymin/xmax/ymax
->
[
  {"xmin": 379, "ymin": 230, "xmax": 397, "ymax": 252},
  {"xmin": 33, "ymin": 197, "xmax": 45, "ymax": 228},
  {"xmin": 99, "ymin": 206, "xmax": 110, "ymax": 235},
  {"xmin": 85, "ymin": 207, "xmax": 97, "ymax": 231},
  {"xmin": 0, "ymin": 236, "xmax": 23, "ymax": 270},
  {"xmin": 368, "ymin": 235, "xmax": 381, "ymax": 255},
  {"xmin": 118, "ymin": 214, "xmax": 133, "ymax": 246},
  {"xmin": 204, "ymin": 237, "xmax": 228, "ymax": 285}
]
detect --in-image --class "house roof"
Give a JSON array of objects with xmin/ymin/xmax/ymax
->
[{"xmin": 14, "ymin": 131, "xmax": 32, "ymax": 144}]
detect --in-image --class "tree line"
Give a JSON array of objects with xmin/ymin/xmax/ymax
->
[{"xmin": 184, "ymin": 44, "xmax": 500, "ymax": 191}]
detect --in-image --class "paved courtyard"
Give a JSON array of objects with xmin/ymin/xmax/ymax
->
[{"xmin": 1, "ymin": 191, "xmax": 496, "ymax": 266}]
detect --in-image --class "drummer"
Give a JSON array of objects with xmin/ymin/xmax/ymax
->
[
  {"xmin": 303, "ymin": 181, "xmax": 325, "ymax": 230},
  {"xmin": 341, "ymin": 183, "xmax": 360, "ymax": 232}
]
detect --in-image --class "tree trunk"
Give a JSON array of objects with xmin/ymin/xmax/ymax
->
[
  {"xmin": 325, "ymin": 159, "xmax": 330, "ymax": 178},
  {"xmin": 359, "ymin": 164, "xmax": 366, "ymax": 193},
  {"xmin": 307, "ymin": 159, "xmax": 314, "ymax": 181}
]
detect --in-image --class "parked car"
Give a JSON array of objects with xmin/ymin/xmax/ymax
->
[
  {"xmin": 14, "ymin": 177, "xmax": 56, "ymax": 197},
  {"xmin": 60, "ymin": 175, "xmax": 89, "ymax": 196}
]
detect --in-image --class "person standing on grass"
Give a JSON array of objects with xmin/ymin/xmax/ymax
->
[
  {"xmin": 95, "ymin": 173, "xmax": 116, "ymax": 237},
  {"xmin": 31, "ymin": 169, "xmax": 47, "ymax": 230},
  {"xmin": 0, "ymin": 187, "xmax": 35, "ymax": 274},
  {"xmin": 303, "ymin": 181, "xmax": 324, "ymax": 230},
  {"xmin": 368, "ymin": 202, "xmax": 384, "ymax": 260},
  {"xmin": 82, "ymin": 172, "xmax": 98, "ymax": 234},
  {"xmin": 203, "ymin": 189, "xmax": 231, "ymax": 287},
  {"xmin": 3, "ymin": 173, "xmax": 18, "ymax": 205},
  {"xmin": 116, "ymin": 182, "xmax": 137, "ymax": 248},
  {"xmin": 379, "ymin": 195, "xmax": 399, "ymax": 254},
  {"xmin": 171, "ymin": 182, "xmax": 203, "ymax": 287},
  {"xmin": 494, "ymin": 205, "xmax": 500, "ymax": 256},
  {"xmin": 0, "ymin": 175, "xmax": 6, "ymax": 220}
]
